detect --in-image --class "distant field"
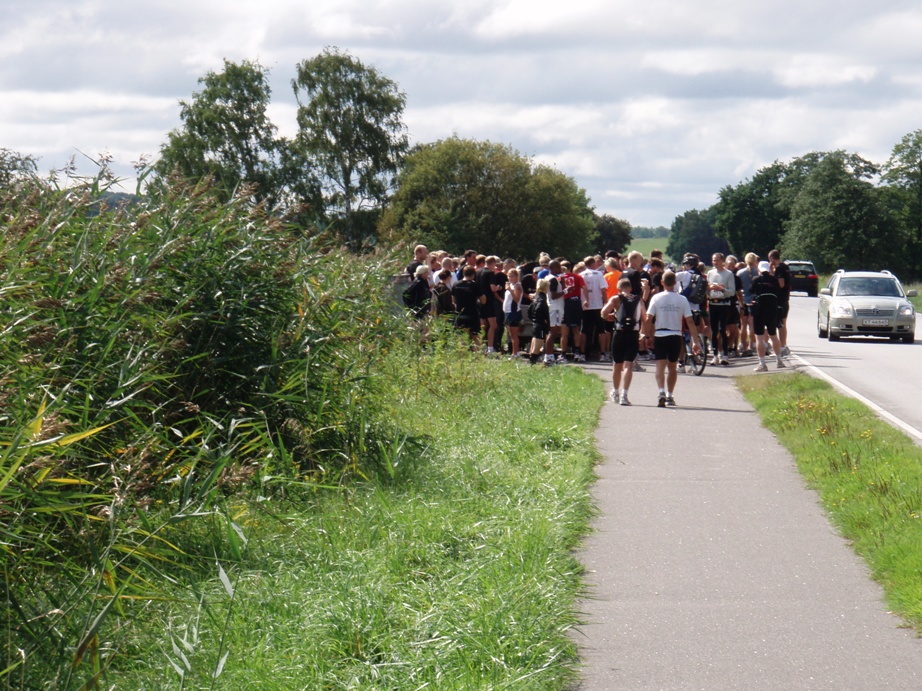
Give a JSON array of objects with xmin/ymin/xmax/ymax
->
[{"xmin": 626, "ymin": 237, "xmax": 671, "ymax": 261}]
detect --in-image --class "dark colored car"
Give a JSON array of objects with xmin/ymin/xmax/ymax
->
[{"xmin": 785, "ymin": 260, "xmax": 819, "ymax": 297}]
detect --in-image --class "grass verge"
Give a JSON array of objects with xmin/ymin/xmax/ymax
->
[
  {"xmin": 739, "ymin": 372, "xmax": 922, "ymax": 629},
  {"xmin": 106, "ymin": 336, "xmax": 604, "ymax": 689}
]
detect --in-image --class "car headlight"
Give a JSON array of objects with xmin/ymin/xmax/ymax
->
[
  {"xmin": 831, "ymin": 303, "xmax": 854, "ymax": 317},
  {"xmin": 899, "ymin": 304, "xmax": 914, "ymax": 317}
]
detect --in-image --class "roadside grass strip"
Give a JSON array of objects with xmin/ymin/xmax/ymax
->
[
  {"xmin": 739, "ymin": 372, "xmax": 922, "ymax": 630},
  {"xmin": 108, "ymin": 349, "xmax": 603, "ymax": 689}
]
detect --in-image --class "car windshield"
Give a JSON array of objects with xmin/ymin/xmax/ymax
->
[{"xmin": 837, "ymin": 277, "xmax": 902, "ymax": 297}]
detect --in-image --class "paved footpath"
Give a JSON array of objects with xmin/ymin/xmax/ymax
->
[{"xmin": 573, "ymin": 358, "xmax": 922, "ymax": 690}]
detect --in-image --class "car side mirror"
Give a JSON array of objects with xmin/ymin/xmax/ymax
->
[
  {"xmin": 908, "ymin": 290, "xmax": 918, "ymax": 297},
  {"xmin": 820, "ymin": 288, "xmax": 832, "ymax": 296}
]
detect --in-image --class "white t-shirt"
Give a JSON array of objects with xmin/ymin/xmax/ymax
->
[
  {"xmin": 707, "ymin": 267, "xmax": 736, "ymax": 303},
  {"xmin": 646, "ymin": 290, "xmax": 693, "ymax": 336},
  {"xmin": 503, "ymin": 282, "xmax": 522, "ymax": 313},
  {"xmin": 581, "ymin": 268, "xmax": 606, "ymax": 310}
]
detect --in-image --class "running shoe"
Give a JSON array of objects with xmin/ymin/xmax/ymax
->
[
  {"xmin": 657, "ymin": 393, "xmax": 666, "ymax": 408},
  {"xmin": 665, "ymin": 395, "xmax": 676, "ymax": 406},
  {"xmin": 754, "ymin": 362, "xmax": 768, "ymax": 372},
  {"xmin": 557, "ymin": 354, "xmax": 568, "ymax": 363},
  {"xmin": 600, "ymin": 352, "xmax": 611, "ymax": 363},
  {"xmin": 633, "ymin": 362, "xmax": 645, "ymax": 372},
  {"xmin": 720, "ymin": 355, "xmax": 729, "ymax": 366},
  {"xmin": 776, "ymin": 360, "xmax": 787, "ymax": 369},
  {"xmin": 781, "ymin": 346, "xmax": 791, "ymax": 357},
  {"xmin": 609, "ymin": 389, "xmax": 620, "ymax": 403},
  {"xmin": 711, "ymin": 355, "xmax": 721, "ymax": 366},
  {"xmin": 574, "ymin": 353, "xmax": 586, "ymax": 363},
  {"xmin": 620, "ymin": 393, "xmax": 632, "ymax": 406},
  {"xmin": 677, "ymin": 362, "xmax": 685, "ymax": 373}
]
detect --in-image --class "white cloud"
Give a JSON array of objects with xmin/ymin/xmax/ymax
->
[{"xmin": 2, "ymin": 0, "xmax": 922, "ymax": 227}]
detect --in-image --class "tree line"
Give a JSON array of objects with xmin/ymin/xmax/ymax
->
[
  {"xmin": 147, "ymin": 49, "xmax": 630, "ymax": 259},
  {"xmin": 667, "ymin": 138, "xmax": 922, "ymax": 279}
]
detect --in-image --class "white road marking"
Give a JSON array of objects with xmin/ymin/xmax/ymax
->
[{"xmin": 791, "ymin": 353, "xmax": 922, "ymax": 443}]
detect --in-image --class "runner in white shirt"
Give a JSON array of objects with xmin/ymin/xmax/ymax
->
[
  {"xmin": 580, "ymin": 256, "xmax": 608, "ymax": 362},
  {"xmin": 644, "ymin": 271, "xmax": 702, "ymax": 408}
]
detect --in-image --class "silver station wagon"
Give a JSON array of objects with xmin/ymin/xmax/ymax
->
[{"xmin": 817, "ymin": 270, "xmax": 916, "ymax": 343}]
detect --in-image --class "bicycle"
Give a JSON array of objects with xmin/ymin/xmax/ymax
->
[{"xmin": 682, "ymin": 328, "xmax": 708, "ymax": 375}]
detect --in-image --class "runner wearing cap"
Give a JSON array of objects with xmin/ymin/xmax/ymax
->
[{"xmin": 751, "ymin": 261, "xmax": 786, "ymax": 371}]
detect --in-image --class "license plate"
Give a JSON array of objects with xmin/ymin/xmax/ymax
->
[{"xmin": 862, "ymin": 319, "xmax": 889, "ymax": 326}]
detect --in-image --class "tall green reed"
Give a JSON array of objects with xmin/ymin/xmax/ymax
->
[{"xmin": 1, "ymin": 161, "xmax": 412, "ymax": 687}]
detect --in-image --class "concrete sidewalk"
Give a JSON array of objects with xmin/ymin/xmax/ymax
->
[{"xmin": 574, "ymin": 358, "xmax": 922, "ymax": 690}]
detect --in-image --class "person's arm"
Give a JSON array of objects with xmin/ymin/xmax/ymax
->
[
  {"xmin": 642, "ymin": 304, "xmax": 655, "ymax": 340},
  {"xmin": 601, "ymin": 295, "xmax": 620, "ymax": 321}
]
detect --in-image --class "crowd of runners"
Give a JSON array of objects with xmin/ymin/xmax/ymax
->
[{"xmin": 401, "ymin": 244, "xmax": 795, "ymax": 407}]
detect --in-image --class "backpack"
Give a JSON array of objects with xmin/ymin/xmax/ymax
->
[
  {"xmin": 681, "ymin": 273, "xmax": 708, "ymax": 305},
  {"xmin": 527, "ymin": 295, "xmax": 541, "ymax": 322},
  {"xmin": 402, "ymin": 279, "xmax": 420, "ymax": 308},
  {"xmin": 433, "ymin": 283, "xmax": 454, "ymax": 314},
  {"xmin": 616, "ymin": 294, "xmax": 640, "ymax": 331}
]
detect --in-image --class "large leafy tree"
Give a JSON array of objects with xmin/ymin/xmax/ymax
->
[
  {"xmin": 713, "ymin": 151, "xmax": 881, "ymax": 258},
  {"xmin": 666, "ymin": 207, "xmax": 728, "ymax": 260},
  {"xmin": 594, "ymin": 214, "xmax": 632, "ymax": 255},
  {"xmin": 713, "ymin": 162, "xmax": 788, "ymax": 256},
  {"xmin": 379, "ymin": 137, "xmax": 596, "ymax": 259},
  {"xmin": 292, "ymin": 47, "xmax": 408, "ymax": 247},
  {"xmin": 781, "ymin": 152, "xmax": 901, "ymax": 273},
  {"xmin": 882, "ymin": 129, "xmax": 922, "ymax": 274},
  {"xmin": 157, "ymin": 60, "xmax": 291, "ymax": 207},
  {"xmin": 525, "ymin": 164, "xmax": 597, "ymax": 260}
]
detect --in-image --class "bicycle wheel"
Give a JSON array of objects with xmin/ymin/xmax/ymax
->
[{"xmin": 688, "ymin": 334, "xmax": 707, "ymax": 376}]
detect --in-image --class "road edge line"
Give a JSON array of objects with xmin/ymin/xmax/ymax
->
[{"xmin": 792, "ymin": 353, "xmax": 922, "ymax": 443}]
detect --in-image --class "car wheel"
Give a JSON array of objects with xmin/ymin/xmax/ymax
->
[
  {"xmin": 903, "ymin": 333, "xmax": 915, "ymax": 344},
  {"xmin": 808, "ymin": 289, "xmax": 818, "ymax": 298},
  {"xmin": 817, "ymin": 314, "xmax": 828, "ymax": 338}
]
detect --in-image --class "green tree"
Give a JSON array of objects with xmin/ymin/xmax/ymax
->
[
  {"xmin": 156, "ymin": 59, "xmax": 297, "ymax": 208},
  {"xmin": 525, "ymin": 165, "xmax": 596, "ymax": 260},
  {"xmin": 379, "ymin": 137, "xmax": 595, "ymax": 259},
  {"xmin": 713, "ymin": 162, "xmax": 788, "ymax": 256},
  {"xmin": 781, "ymin": 152, "xmax": 901, "ymax": 273},
  {"xmin": 594, "ymin": 214, "xmax": 632, "ymax": 255},
  {"xmin": 714, "ymin": 151, "xmax": 880, "ymax": 258},
  {"xmin": 666, "ymin": 207, "xmax": 727, "ymax": 260},
  {"xmin": 292, "ymin": 47, "xmax": 408, "ymax": 248},
  {"xmin": 882, "ymin": 129, "xmax": 922, "ymax": 274}
]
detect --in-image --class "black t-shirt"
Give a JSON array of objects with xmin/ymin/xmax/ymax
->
[
  {"xmin": 752, "ymin": 273, "xmax": 780, "ymax": 306},
  {"xmin": 623, "ymin": 267, "xmax": 649, "ymax": 296},
  {"xmin": 520, "ymin": 273, "xmax": 537, "ymax": 304},
  {"xmin": 773, "ymin": 262, "xmax": 792, "ymax": 304},
  {"xmin": 492, "ymin": 271, "xmax": 507, "ymax": 303},
  {"xmin": 452, "ymin": 279, "xmax": 482, "ymax": 318},
  {"xmin": 476, "ymin": 268, "xmax": 495, "ymax": 302}
]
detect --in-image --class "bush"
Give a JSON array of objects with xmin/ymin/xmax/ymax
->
[{"xmin": 0, "ymin": 167, "xmax": 410, "ymax": 686}]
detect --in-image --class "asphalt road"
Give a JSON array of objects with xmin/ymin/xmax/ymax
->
[
  {"xmin": 573, "ymin": 350, "xmax": 922, "ymax": 690},
  {"xmin": 785, "ymin": 294, "xmax": 922, "ymax": 442}
]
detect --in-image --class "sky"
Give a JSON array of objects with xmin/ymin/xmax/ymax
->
[{"xmin": 2, "ymin": 0, "xmax": 922, "ymax": 228}]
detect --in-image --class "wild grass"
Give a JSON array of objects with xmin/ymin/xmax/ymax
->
[
  {"xmin": 1, "ymin": 164, "xmax": 603, "ymax": 688},
  {"xmin": 739, "ymin": 372, "xmax": 922, "ymax": 629}
]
